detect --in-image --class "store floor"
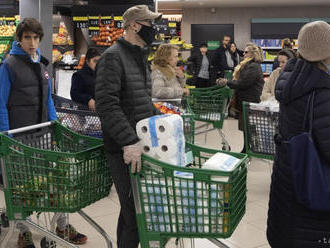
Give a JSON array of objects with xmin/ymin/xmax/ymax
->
[{"xmin": 0, "ymin": 118, "xmax": 272, "ymax": 248}]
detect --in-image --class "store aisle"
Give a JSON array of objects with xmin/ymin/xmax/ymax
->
[{"xmin": 0, "ymin": 118, "xmax": 273, "ymax": 248}]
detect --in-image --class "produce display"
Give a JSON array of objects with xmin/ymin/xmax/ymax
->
[
  {"xmin": 91, "ymin": 20, "xmax": 124, "ymax": 46},
  {"xmin": 53, "ymin": 22, "xmax": 74, "ymax": 46},
  {"xmin": 0, "ymin": 25, "xmax": 16, "ymax": 37}
]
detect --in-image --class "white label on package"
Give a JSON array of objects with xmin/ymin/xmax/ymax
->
[{"xmin": 203, "ymin": 152, "xmax": 240, "ymax": 172}]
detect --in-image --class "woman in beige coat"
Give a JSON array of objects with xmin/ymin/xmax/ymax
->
[
  {"xmin": 261, "ymin": 49, "xmax": 296, "ymax": 101},
  {"xmin": 151, "ymin": 44, "xmax": 189, "ymax": 99}
]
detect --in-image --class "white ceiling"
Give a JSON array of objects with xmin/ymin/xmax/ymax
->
[{"xmin": 158, "ymin": 0, "xmax": 330, "ymax": 9}]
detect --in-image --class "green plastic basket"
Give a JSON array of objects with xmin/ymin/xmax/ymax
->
[
  {"xmin": 186, "ymin": 86, "xmax": 233, "ymax": 129},
  {"xmin": 131, "ymin": 143, "xmax": 248, "ymax": 248},
  {"xmin": 0, "ymin": 121, "xmax": 111, "ymax": 221},
  {"xmin": 242, "ymin": 101, "xmax": 279, "ymax": 160}
]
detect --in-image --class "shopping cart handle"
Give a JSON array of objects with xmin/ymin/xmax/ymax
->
[
  {"xmin": 152, "ymin": 98, "xmax": 182, "ymax": 103},
  {"xmin": 3, "ymin": 121, "xmax": 55, "ymax": 136}
]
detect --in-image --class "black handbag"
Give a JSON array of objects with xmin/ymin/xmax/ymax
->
[{"xmin": 283, "ymin": 91, "xmax": 330, "ymax": 211}]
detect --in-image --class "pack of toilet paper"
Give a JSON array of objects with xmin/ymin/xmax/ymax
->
[
  {"xmin": 202, "ymin": 152, "xmax": 240, "ymax": 172},
  {"xmin": 136, "ymin": 114, "xmax": 186, "ymax": 167}
]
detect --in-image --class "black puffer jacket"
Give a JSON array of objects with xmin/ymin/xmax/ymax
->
[
  {"xmin": 70, "ymin": 63, "xmax": 95, "ymax": 105},
  {"xmin": 95, "ymin": 38, "xmax": 158, "ymax": 153},
  {"xmin": 267, "ymin": 58, "xmax": 330, "ymax": 248},
  {"xmin": 227, "ymin": 60, "xmax": 264, "ymax": 111},
  {"xmin": 187, "ymin": 51, "xmax": 212, "ymax": 81}
]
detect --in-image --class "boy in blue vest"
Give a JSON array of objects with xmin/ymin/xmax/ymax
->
[{"xmin": 0, "ymin": 18, "xmax": 87, "ymax": 248}]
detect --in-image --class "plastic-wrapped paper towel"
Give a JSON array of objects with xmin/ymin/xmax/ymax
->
[
  {"xmin": 250, "ymin": 98, "xmax": 279, "ymax": 112},
  {"xmin": 136, "ymin": 114, "xmax": 185, "ymax": 166},
  {"xmin": 203, "ymin": 152, "xmax": 240, "ymax": 172}
]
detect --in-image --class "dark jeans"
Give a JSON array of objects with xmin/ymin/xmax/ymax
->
[
  {"xmin": 106, "ymin": 152, "xmax": 139, "ymax": 248},
  {"xmin": 195, "ymin": 77, "xmax": 212, "ymax": 88}
]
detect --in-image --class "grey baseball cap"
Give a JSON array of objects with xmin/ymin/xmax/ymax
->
[{"xmin": 123, "ymin": 5, "xmax": 162, "ymax": 28}]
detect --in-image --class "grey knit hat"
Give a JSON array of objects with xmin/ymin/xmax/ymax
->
[{"xmin": 298, "ymin": 21, "xmax": 330, "ymax": 62}]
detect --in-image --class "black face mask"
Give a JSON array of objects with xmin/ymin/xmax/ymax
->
[{"xmin": 137, "ymin": 24, "xmax": 156, "ymax": 46}]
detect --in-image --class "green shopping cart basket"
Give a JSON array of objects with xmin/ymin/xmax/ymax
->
[
  {"xmin": 130, "ymin": 143, "xmax": 248, "ymax": 248},
  {"xmin": 0, "ymin": 121, "xmax": 111, "ymax": 221},
  {"xmin": 242, "ymin": 101, "xmax": 279, "ymax": 160}
]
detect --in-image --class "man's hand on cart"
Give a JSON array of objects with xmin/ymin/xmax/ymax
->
[
  {"xmin": 216, "ymin": 78, "xmax": 228, "ymax": 86},
  {"xmin": 88, "ymin": 99, "xmax": 96, "ymax": 112},
  {"xmin": 123, "ymin": 142, "xmax": 142, "ymax": 173}
]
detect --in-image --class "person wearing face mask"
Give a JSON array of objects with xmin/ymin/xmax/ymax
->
[
  {"xmin": 267, "ymin": 21, "xmax": 330, "ymax": 248},
  {"xmin": 151, "ymin": 44, "xmax": 189, "ymax": 99},
  {"xmin": 70, "ymin": 48, "xmax": 101, "ymax": 111},
  {"xmin": 95, "ymin": 5, "xmax": 162, "ymax": 248},
  {"xmin": 260, "ymin": 49, "xmax": 296, "ymax": 101}
]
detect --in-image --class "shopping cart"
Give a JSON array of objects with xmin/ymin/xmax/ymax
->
[
  {"xmin": 186, "ymin": 86, "xmax": 233, "ymax": 150},
  {"xmin": 131, "ymin": 142, "xmax": 248, "ymax": 248},
  {"xmin": 52, "ymin": 94, "xmax": 102, "ymax": 138},
  {"xmin": 152, "ymin": 98, "xmax": 195, "ymax": 145},
  {"xmin": 242, "ymin": 101, "xmax": 279, "ymax": 160},
  {"xmin": 0, "ymin": 121, "xmax": 113, "ymax": 248}
]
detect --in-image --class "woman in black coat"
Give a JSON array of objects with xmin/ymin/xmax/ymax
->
[
  {"xmin": 221, "ymin": 42, "xmax": 241, "ymax": 73},
  {"xmin": 267, "ymin": 21, "xmax": 330, "ymax": 248},
  {"xmin": 217, "ymin": 43, "xmax": 264, "ymax": 149},
  {"xmin": 70, "ymin": 48, "xmax": 101, "ymax": 111}
]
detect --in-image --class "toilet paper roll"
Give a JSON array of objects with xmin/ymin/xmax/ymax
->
[
  {"xmin": 140, "ymin": 141, "xmax": 157, "ymax": 157},
  {"xmin": 155, "ymin": 139, "xmax": 185, "ymax": 166},
  {"xmin": 155, "ymin": 114, "xmax": 184, "ymax": 139},
  {"xmin": 136, "ymin": 119, "xmax": 151, "ymax": 140}
]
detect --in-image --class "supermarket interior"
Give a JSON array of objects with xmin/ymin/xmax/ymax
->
[{"xmin": 0, "ymin": 0, "xmax": 330, "ymax": 248}]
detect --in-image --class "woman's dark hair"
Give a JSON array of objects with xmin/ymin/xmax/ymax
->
[
  {"xmin": 199, "ymin": 42, "xmax": 207, "ymax": 48},
  {"xmin": 86, "ymin": 48, "xmax": 101, "ymax": 61},
  {"xmin": 278, "ymin": 49, "xmax": 296, "ymax": 59},
  {"xmin": 16, "ymin": 18, "xmax": 44, "ymax": 41}
]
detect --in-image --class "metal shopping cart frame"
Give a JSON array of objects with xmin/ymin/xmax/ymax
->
[
  {"xmin": 52, "ymin": 94, "xmax": 103, "ymax": 138},
  {"xmin": 0, "ymin": 121, "xmax": 113, "ymax": 248},
  {"xmin": 130, "ymin": 142, "xmax": 248, "ymax": 248},
  {"xmin": 242, "ymin": 101, "xmax": 279, "ymax": 160},
  {"xmin": 186, "ymin": 86, "xmax": 233, "ymax": 150}
]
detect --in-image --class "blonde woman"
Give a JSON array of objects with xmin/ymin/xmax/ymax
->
[
  {"xmin": 151, "ymin": 44, "xmax": 189, "ymax": 99},
  {"xmin": 217, "ymin": 43, "xmax": 264, "ymax": 152}
]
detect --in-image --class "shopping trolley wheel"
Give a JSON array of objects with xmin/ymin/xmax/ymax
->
[{"xmin": 40, "ymin": 237, "xmax": 56, "ymax": 248}]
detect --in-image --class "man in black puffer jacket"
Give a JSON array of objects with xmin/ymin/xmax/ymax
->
[
  {"xmin": 267, "ymin": 21, "xmax": 330, "ymax": 248},
  {"xmin": 95, "ymin": 5, "xmax": 161, "ymax": 248}
]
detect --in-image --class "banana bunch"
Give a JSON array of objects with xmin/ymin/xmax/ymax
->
[
  {"xmin": 182, "ymin": 43, "xmax": 193, "ymax": 50},
  {"xmin": 0, "ymin": 44, "xmax": 9, "ymax": 54},
  {"xmin": 0, "ymin": 25, "xmax": 16, "ymax": 37}
]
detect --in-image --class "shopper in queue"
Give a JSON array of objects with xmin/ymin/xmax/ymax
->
[
  {"xmin": 151, "ymin": 43, "xmax": 189, "ymax": 98},
  {"xmin": 211, "ymin": 34, "xmax": 231, "ymax": 79},
  {"xmin": 272, "ymin": 38, "xmax": 295, "ymax": 70},
  {"xmin": 186, "ymin": 42, "xmax": 212, "ymax": 88},
  {"xmin": 216, "ymin": 43, "xmax": 264, "ymax": 152},
  {"xmin": 222, "ymin": 41, "xmax": 241, "ymax": 74},
  {"xmin": 260, "ymin": 49, "xmax": 296, "ymax": 101},
  {"xmin": 0, "ymin": 17, "xmax": 87, "ymax": 248},
  {"xmin": 70, "ymin": 47, "xmax": 101, "ymax": 111},
  {"xmin": 95, "ymin": 5, "xmax": 162, "ymax": 248},
  {"xmin": 267, "ymin": 21, "xmax": 330, "ymax": 248}
]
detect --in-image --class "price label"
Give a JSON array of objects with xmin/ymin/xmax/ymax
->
[
  {"xmin": 89, "ymin": 16, "xmax": 99, "ymax": 27},
  {"xmin": 101, "ymin": 16, "xmax": 112, "ymax": 25},
  {"xmin": 168, "ymin": 22, "xmax": 177, "ymax": 28},
  {"xmin": 73, "ymin": 16, "xmax": 88, "ymax": 29},
  {"xmin": 154, "ymin": 19, "xmax": 169, "ymax": 35},
  {"xmin": 114, "ymin": 16, "xmax": 123, "ymax": 28}
]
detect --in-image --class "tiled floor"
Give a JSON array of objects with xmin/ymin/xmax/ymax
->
[{"xmin": 0, "ymin": 118, "xmax": 273, "ymax": 248}]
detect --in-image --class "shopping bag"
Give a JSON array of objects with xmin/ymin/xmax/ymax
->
[{"xmin": 284, "ymin": 92, "xmax": 330, "ymax": 211}]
